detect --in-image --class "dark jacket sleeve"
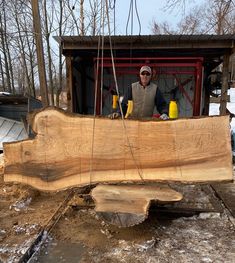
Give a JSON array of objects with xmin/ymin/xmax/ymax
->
[{"xmin": 155, "ymin": 88, "xmax": 168, "ymax": 115}]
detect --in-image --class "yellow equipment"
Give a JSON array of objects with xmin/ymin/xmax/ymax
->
[
  {"xmin": 125, "ymin": 100, "xmax": 133, "ymax": 118},
  {"xmin": 169, "ymin": 100, "xmax": 178, "ymax": 119},
  {"xmin": 112, "ymin": 95, "xmax": 118, "ymax": 109}
]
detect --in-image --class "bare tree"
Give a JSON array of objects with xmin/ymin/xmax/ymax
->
[
  {"xmin": 0, "ymin": 1, "xmax": 12, "ymax": 93},
  {"xmin": 24, "ymin": 16, "xmax": 37, "ymax": 97},
  {"xmin": 0, "ymin": 54, "xmax": 5, "ymax": 91},
  {"xmin": 57, "ymin": 0, "xmax": 64, "ymax": 107},
  {"xmin": 153, "ymin": 0, "xmax": 235, "ymax": 115},
  {"xmin": 43, "ymin": 0, "xmax": 55, "ymax": 105},
  {"xmin": 0, "ymin": 0, "xmax": 117, "ymax": 106},
  {"xmin": 162, "ymin": 0, "xmax": 188, "ymax": 14},
  {"xmin": 177, "ymin": 6, "xmax": 205, "ymax": 34},
  {"xmin": 80, "ymin": 0, "xmax": 85, "ymax": 35},
  {"xmin": 152, "ymin": 21, "xmax": 175, "ymax": 34},
  {"xmin": 10, "ymin": 0, "xmax": 34, "ymax": 96},
  {"xmin": 203, "ymin": 0, "xmax": 235, "ymax": 34}
]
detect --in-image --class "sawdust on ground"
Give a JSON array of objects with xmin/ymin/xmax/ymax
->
[{"xmin": 0, "ymin": 151, "xmax": 234, "ymax": 263}]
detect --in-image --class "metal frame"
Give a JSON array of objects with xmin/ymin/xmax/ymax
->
[{"xmin": 94, "ymin": 57, "xmax": 203, "ymax": 116}]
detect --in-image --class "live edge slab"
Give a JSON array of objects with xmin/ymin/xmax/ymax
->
[
  {"xmin": 4, "ymin": 108, "xmax": 233, "ymax": 227},
  {"xmin": 3, "ymin": 107, "xmax": 233, "ymax": 191}
]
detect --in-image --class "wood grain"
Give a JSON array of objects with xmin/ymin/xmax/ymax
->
[
  {"xmin": 91, "ymin": 184, "xmax": 183, "ymax": 227},
  {"xmin": 3, "ymin": 107, "xmax": 233, "ymax": 191}
]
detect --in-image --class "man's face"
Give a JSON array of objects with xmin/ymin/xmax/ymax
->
[{"xmin": 140, "ymin": 71, "xmax": 151, "ymax": 87}]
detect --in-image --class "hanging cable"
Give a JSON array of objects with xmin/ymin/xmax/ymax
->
[
  {"xmin": 134, "ymin": 0, "xmax": 141, "ymax": 35},
  {"xmin": 126, "ymin": 0, "xmax": 141, "ymax": 35},
  {"xmin": 109, "ymin": 0, "xmax": 116, "ymax": 9},
  {"xmin": 131, "ymin": 0, "xmax": 134, "ymax": 34},
  {"xmin": 100, "ymin": 0, "xmax": 105, "ymax": 114},
  {"xmin": 89, "ymin": 0, "xmax": 105, "ymax": 185},
  {"xmin": 105, "ymin": 0, "xmax": 144, "ymax": 182},
  {"xmin": 126, "ymin": 0, "xmax": 133, "ymax": 35},
  {"xmin": 108, "ymin": 0, "xmax": 116, "ymax": 34},
  {"xmin": 114, "ymin": 0, "xmax": 116, "ymax": 35}
]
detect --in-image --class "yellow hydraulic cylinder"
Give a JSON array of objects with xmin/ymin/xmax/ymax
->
[
  {"xmin": 169, "ymin": 100, "xmax": 178, "ymax": 119},
  {"xmin": 125, "ymin": 100, "xmax": 133, "ymax": 118},
  {"xmin": 112, "ymin": 95, "xmax": 118, "ymax": 109}
]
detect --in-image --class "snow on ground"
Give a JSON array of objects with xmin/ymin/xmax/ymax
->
[{"xmin": 209, "ymin": 88, "xmax": 235, "ymax": 131}]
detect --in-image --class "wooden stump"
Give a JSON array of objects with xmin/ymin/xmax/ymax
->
[{"xmin": 91, "ymin": 184, "xmax": 183, "ymax": 227}]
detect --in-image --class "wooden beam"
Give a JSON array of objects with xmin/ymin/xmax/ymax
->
[
  {"xmin": 65, "ymin": 56, "xmax": 73, "ymax": 112},
  {"xmin": 59, "ymin": 36, "xmax": 235, "ymax": 51},
  {"xmin": 3, "ymin": 108, "xmax": 233, "ymax": 191},
  {"xmin": 220, "ymin": 52, "xmax": 230, "ymax": 115}
]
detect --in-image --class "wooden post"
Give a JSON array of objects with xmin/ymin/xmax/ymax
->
[
  {"xmin": 66, "ymin": 56, "xmax": 73, "ymax": 112},
  {"xmin": 220, "ymin": 52, "xmax": 230, "ymax": 115},
  {"xmin": 193, "ymin": 61, "xmax": 203, "ymax": 116},
  {"xmin": 31, "ymin": 0, "xmax": 49, "ymax": 107}
]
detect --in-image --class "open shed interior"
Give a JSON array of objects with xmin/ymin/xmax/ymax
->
[{"xmin": 55, "ymin": 35, "xmax": 235, "ymax": 117}]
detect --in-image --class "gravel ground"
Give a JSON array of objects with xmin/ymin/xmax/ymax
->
[
  {"xmin": 0, "ymin": 168, "xmax": 234, "ymax": 263},
  {"xmin": 30, "ymin": 189, "xmax": 235, "ymax": 263}
]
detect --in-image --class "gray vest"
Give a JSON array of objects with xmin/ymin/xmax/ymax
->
[{"xmin": 131, "ymin": 82, "xmax": 157, "ymax": 118}]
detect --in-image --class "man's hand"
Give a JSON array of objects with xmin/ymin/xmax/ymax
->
[
  {"xmin": 160, "ymin": 113, "xmax": 169, "ymax": 120},
  {"xmin": 108, "ymin": 112, "xmax": 120, "ymax": 119}
]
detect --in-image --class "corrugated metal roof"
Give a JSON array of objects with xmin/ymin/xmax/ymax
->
[
  {"xmin": 0, "ymin": 117, "xmax": 28, "ymax": 151},
  {"xmin": 0, "ymin": 94, "xmax": 42, "ymax": 122}
]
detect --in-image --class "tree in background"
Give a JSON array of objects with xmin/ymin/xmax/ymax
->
[
  {"xmin": 152, "ymin": 0, "xmax": 235, "ymax": 81},
  {"xmin": 0, "ymin": 0, "xmax": 113, "ymax": 108},
  {"xmin": 153, "ymin": 0, "xmax": 235, "ymax": 35}
]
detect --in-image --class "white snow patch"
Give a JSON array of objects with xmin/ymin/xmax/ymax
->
[
  {"xmin": 10, "ymin": 197, "xmax": 32, "ymax": 212},
  {"xmin": 198, "ymin": 212, "xmax": 221, "ymax": 220}
]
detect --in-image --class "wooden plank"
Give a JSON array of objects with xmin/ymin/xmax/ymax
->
[
  {"xmin": 3, "ymin": 107, "xmax": 233, "ymax": 191},
  {"xmin": 91, "ymin": 184, "xmax": 183, "ymax": 227}
]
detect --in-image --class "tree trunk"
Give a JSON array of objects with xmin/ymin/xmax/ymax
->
[
  {"xmin": 25, "ymin": 29, "xmax": 36, "ymax": 98},
  {"xmin": 3, "ymin": 5, "xmax": 15, "ymax": 94},
  {"xmin": 0, "ymin": 8, "xmax": 12, "ymax": 93},
  {"xmin": 14, "ymin": 5, "xmax": 32, "ymax": 96},
  {"xmin": 56, "ymin": 0, "xmax": 63, "ymax": 107},
  {"xmin": 31, "ymin": 0, "xmax": 49, "ymax": 106},
  {"xmin": 0, "ymin": 55, "xmax": 6, "ymax": 91},
  {"xmin": 43, "ymin": 0, "xmax": 54, "ymax": 105},
  {"xmin": 220, "ymin": 52, "xmax": 230, "ymax": 115},
  {"xmin": 80, "ymin": 0, "xmax": 85, "ymax": 35}
]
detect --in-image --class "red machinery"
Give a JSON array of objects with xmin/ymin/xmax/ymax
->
[{"xmin": 94, "ymin": 57, "xmax": 203, "ymax": 116}]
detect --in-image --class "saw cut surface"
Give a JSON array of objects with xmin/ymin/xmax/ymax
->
[
  {"xmin": 92, "ymin": 184, "xmax": 183, "ymax": 227},
  {"xmin": 3, "ymin": 107, "xmax": 233, "ymax": 191}
]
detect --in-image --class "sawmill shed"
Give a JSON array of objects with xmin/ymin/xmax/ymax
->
[{"xmin": 55, "ymin": 34, "xmax": 235, "ymax": 117}]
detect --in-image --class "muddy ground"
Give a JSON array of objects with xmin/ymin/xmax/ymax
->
[{"xmin": 0, "ymin": 169, "xmax": 234, "ymax": 262}]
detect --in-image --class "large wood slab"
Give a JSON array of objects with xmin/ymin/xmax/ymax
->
[
  {"xmin": 3, "ymin": 107, "xmax": 233, "ymax": 191},
  {"xmin": 92, "ymin": 184, "xmax": 183, "ymax": 227}
]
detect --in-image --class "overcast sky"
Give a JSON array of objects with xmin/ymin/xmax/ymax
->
[{"xmin": 113, "ymin": 0, "xmax": 204, "ymax": 35}]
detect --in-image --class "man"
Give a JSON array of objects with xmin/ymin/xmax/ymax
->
[{"xmin": 110, "ymin": 65, "xmax": 168, "ymax": 119}]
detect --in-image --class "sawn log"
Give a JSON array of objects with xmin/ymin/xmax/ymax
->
[
  {"xmin": 3, "ymin": 107, "xmax": 233, "ymax": 191},
  {"xmin": 91, "ymin": 184, "xmax": 183, "ymax": 227}
]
